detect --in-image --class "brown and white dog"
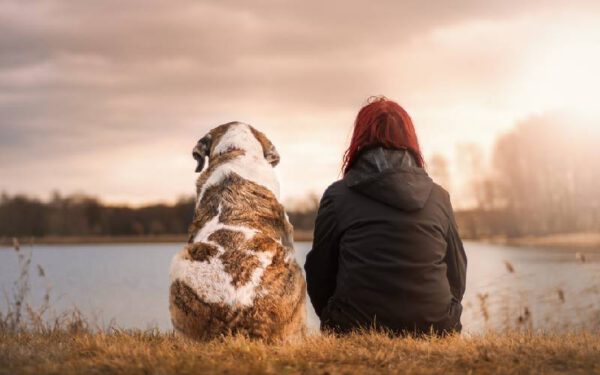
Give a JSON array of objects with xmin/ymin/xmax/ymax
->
[{"xmin": 169, "ymin": 122, "xmax": 306, "ymax": 342}]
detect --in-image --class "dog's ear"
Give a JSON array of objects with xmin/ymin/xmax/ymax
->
[
  {"xmin": 250, "ymin": 127, "xmax": 280, "ymax": 167},
  {"xmin": 192, "ymin": 133, "xmax": 212, "ymax": 173}
]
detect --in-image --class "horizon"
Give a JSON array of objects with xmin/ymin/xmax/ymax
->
[{"xmin": 2, "ymin": 1, "xmax": 600, "ymax": 209}]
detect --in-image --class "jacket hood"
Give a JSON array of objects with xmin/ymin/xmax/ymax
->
[{"xmin": 344, "ymin": 147, "xmax": 433, "ymax": 211}]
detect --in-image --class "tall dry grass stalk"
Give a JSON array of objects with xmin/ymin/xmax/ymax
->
[
  {"xmin": 464, "ymin": 254, "xmax": 600, "ymax": 333},
  {"xmin": 0, "ymin": 238, "xmax": 88, "ymax": 334}
]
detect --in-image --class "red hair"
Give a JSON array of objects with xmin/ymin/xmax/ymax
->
[{"xmin": 342, "ymin": 96, "xmax": 424, "ymax": 175}]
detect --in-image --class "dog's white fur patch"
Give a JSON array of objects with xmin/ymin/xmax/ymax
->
[
  {"xmin": 170, "ymin": 204, "xmax": 273, "ymax": 307},
  {"xmin": 192, "ymin": 204, "xmax": 257, "ymax": 243},
  {"xmin": 170, "ymin": 250, "xmax": 273, "ymax": 307},
  {"xmin": 196, "ymin": 123, "xmax": 280, "ymax": 207}
]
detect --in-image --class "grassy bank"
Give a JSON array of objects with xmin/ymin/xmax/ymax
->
[{"xmin": 1, "ymin": 330, "xmax": 599, "ymax": 374}]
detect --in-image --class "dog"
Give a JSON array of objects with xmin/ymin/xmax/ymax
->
[{"xmin": 169, "ymin": 121, "xmax": 306, "ymax": 342}]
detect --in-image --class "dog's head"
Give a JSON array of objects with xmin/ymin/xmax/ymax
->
[{"xmin": 192, "ymin": 122, "xmax": 280, "ymax": 173}]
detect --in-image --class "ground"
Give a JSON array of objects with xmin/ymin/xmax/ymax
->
[{"xmin": 1, "ymin": 330, "xmax": 599, "ymax": 374}]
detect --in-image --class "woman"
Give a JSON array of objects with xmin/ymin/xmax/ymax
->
[{"xmin": 304, "ymin": 96, "xmax": 467, "ymax": 335}]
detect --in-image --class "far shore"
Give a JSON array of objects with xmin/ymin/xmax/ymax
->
[
  {"xmin": 479, "ymin": 232, "xmax": 600, "ymax": 251},
  {"xmin": 2, "ymin": 231, "xmax": 600, "ymax": 251},
  {"xmin": 0, "ymin": 230, "xmax": 316, "ymax": 247}
]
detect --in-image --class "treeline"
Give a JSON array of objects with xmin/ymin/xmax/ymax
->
[
  {"xmin": 0, "ymin": 192, "xmax": 319, "ymax": 239},
  {"xmin": 452, "ymin": 115, "xmax": 600, "ymax": 238},
  {"xmin": 0, "ymin": 193, "xmax": 195, "ymax": 238}
]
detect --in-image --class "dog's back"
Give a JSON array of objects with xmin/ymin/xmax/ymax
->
[{"xmin": 169, "ymin": 122, "xmax": 306, "ymax": 341}]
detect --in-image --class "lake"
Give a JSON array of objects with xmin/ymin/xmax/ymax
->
[{"xmin": 0, "ymin": 241, "xmax": 598, "ymax": 333}]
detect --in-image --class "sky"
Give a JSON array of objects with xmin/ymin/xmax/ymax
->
[{"xmin": 1, "ymin": 0, "xmax": 600, "ymax": 207}]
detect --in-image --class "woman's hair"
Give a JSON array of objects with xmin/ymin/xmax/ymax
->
[{"xmin": 342, "ymin": 96, "xmax": 424, "ymax": 175}]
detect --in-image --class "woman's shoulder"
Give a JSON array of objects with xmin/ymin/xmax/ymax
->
[
  {"xmin": 429, "ymin": 183, "xmax": 457, "ymax": 221},
  {"xmin": 322, "ymin": 179, "xmax": 350, "ymax": 199},
  {"xmin": 430, "ymin": 182, "xmax": 451, "ymax": 201},
  {"xmin": 315, "ymin": 180, "xmax": 350, "ymax": 212}
]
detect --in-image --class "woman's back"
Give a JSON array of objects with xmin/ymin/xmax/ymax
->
[
  {"xmin": 304, "ymin": 97, "xmax": 466, "ymax": 335},
  {"xmin": 306, "ymin": 147, "xmax": 465, "ymax": 334}
]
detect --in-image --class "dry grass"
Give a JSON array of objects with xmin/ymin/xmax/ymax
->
[{"xmin": 1, "ymin": 329, "xmax": 599, "ymax": 374}]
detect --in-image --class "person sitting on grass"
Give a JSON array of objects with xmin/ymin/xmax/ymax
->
[{"xmin": 305, "ymin": 96, "xmax": 467, "ymax": 335}]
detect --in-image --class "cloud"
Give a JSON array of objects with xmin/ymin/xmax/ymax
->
[{"xmin": 1, "ymin": 0, "xmax": 599, "ymax": 203}]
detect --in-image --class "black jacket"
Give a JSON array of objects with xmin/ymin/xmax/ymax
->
[{"xmin": 304, "ymin": 147, "xmax": 467, "ymax": 334}]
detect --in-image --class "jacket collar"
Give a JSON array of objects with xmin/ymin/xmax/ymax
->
[{"xmin": 344, "ymin": 147, "xmax": 433, "ymax": 211}]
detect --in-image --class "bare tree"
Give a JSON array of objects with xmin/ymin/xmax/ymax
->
[
  {"xmin": 492, "ymin": 115, "xmax": 600, "ymax": 235},
  {"xmin": 428, "ymin": 153, "xmax": 451, "ymax": 192},
  {"xmin": 455, "ymin": 143, "xmax": 496, "ymax": 211}
]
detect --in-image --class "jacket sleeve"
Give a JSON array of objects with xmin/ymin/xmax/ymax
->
[
  {"xmin": 444, "ymin": 198, "xmax": 467, "ymax": 302},
  {"xmin": 304, "ymin": 189, "xmax": 340, "ymax": 318}
]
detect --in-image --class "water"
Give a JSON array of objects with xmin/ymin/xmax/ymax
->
[{"xmin": 0, "ymin": 241, "xmax": 598, "ymax": 333}]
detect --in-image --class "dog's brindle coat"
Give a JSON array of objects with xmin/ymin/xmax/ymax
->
[{"xmin": 169, "ymin": 122, "xmax": 306, "ymax": 342}]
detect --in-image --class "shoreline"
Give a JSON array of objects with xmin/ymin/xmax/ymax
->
[
  {"xmin": 477, "ymin": 232, "xmax": 600, "ymax": 251},
  {"xmin": 2, "ymin": 232, "xmax": 599, "ymax": 250},
  {"xmin": 0, "ymin": 230, "xmax": 315, "ymax": 247},
  {"xmin": 0, "ymin": 234, "xmax": 189, "ymax": 247}
]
